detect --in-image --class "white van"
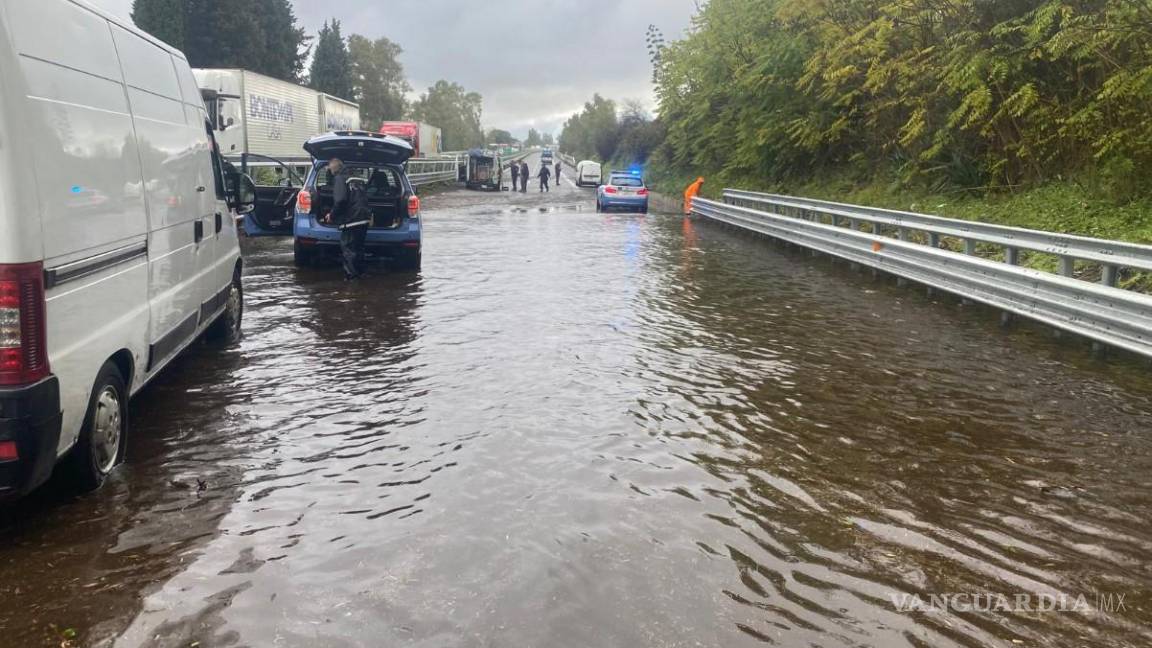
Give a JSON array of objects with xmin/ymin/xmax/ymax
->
[
  {"xmin": 575, "ymin": 161, "xmax": 603, "ymax": 187},
  {"xmin": 0, "ymin": 0, "xmax": 257, "ymax": 501}
]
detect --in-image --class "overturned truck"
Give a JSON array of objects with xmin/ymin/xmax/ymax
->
[{"xmin": 465, "ymin": 149, "xmax": 503, "ymax": 191}]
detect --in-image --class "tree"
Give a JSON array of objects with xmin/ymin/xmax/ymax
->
[
  {"xmin": 255, "ymin": 0, "xmax": 308, "ymax": 82},
  {"xmin": 310, "ymin": 20, "xmax": 353, "ymax": 99},
  {"xmin": 135, "ymin": 0, "xmax": 308, "ymax": 83},
  {"xmin": 410, "ymin": 81, "xmax": 484, "ymax": 150},
  {"xmin": 132, "ymin": 0, "xmax": 184, "ymax": 49},
  {"xmin": 542, "ymin": 133, "xmax": 555, "ymax": 146},
  {"xmin": 558, "ymin": 94, "xmax": 618, "ymax": 161},
  {"xmin": 349, "ymin": 34, "xmax": 410, "ymax": 128},
  {"xmin": 524, "ymin": 128, "xmax": 542, "ymax": 147},
  {"xmin": 487, "ymin": 129, "xmax": 515, "ymax": 144}
]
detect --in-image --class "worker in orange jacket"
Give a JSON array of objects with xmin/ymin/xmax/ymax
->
[{"xmin": 684, "ymin": 177, "xmax": 705, "ymax": 214}]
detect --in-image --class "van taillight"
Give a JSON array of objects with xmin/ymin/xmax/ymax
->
[
  {"xmin": 0, "ymin": 262, "xmax": 49, "ymax": 386},
  {"xmin": 296, "ymin": 189, "xmax": 312, "ymax": 213},
  {"xmin": 407, "ymin": 195, "xmax": 421, "ymax": 218}
]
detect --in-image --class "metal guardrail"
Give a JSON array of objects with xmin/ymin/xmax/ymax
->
[
  {"xmin": 725, "ymin": 190, "xmax": 1152, "ymax": 283},
  {"xmin": 693, "ymin": 196, "xmax": 1152, "ymax": 359},
  {"xmin": 407, "ymin": 157, "xmax": 460, "ymax": 187}
]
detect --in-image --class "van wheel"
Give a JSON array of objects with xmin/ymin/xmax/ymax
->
[
  {"xmin": 207, "ymin": 274, "xmax": 243, "ymax": 342},
  {"xmin": 294, "ymin": 243, "xmax": 314, "ymax": 267},
  {"xmin": 66, "ymin": 362, "xmax": 127, "ymax": 493}
]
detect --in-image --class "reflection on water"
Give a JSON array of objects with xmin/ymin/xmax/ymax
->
[{"xmin": 2, "ymin": 180, "xmax": 1152, "ymax": 648}]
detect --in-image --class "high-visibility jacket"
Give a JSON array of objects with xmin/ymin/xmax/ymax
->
[{"xmin": 684, "ymin": 178, "xmax": 705, "ymax": 214}]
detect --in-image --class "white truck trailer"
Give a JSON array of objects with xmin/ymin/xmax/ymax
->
[{"xmin": 194, "ymin": 68, "xmax": 361, "ymax": 165}]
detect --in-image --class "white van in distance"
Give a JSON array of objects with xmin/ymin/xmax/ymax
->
[
  {"xmin": 575, "ymin": 160, "xmax": 603, "ymax": 187},
  {"xmin": 0, "ymin": 0, "xmax": 257, "ymax": 502}
]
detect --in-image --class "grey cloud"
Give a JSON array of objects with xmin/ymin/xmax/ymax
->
[{"xmin": 91, "ymin": 0, "xmax": 696, "ymax": 137}]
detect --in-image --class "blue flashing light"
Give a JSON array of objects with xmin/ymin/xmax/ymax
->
[{"xmin": 70, "ymin": 185, "xmax": 83, "ymax": 194}]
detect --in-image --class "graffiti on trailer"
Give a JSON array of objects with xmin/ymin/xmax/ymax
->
[
  {"xmin": 326, "ymin": 115, "xmax": 355, "ymax": 131},
  {"xmin": 249, "ymin": 95, "xmax": 295, "ymax": 123}
]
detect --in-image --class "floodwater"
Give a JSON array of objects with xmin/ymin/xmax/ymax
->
[{"xmin": 2, "ymin": 155, "xmax": 1152, "ymax": 647}]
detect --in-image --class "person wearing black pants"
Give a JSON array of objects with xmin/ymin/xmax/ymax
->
[
  {"xmin": 328, "ymin": 159, "xmax": 371, "ymax": 279},
  {"xmin": 510, "ymin": 162, "xmax": 520, "ymax": 191},
  {"xmin": 539, "ymin": 165, "xmax": 551, "ymax": 192},
  {"xmin": 520, "ymin": 161, "xmax": 530, "ymax": 192}
]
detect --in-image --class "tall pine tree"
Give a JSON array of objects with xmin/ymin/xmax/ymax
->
[
  {"xmin": 131, "ymin": 0, "xmax": 185, "ymax": 49},
  {"xmin": 132, "ymin": 0, "xmax": 308, "ymax": 83},
  {"xmin": 254, "ymin": 0, "xmax": 308, "ymax": 82},
  {"xmin": 309, "ymin": 20, "xmax": 353, "ymax": 99}
]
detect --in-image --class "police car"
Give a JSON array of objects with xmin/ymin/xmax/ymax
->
[
  {"xmin": 596, "ymin": 170, "xmax": 649, "ymax": 213},
  {"xmin": 292, "ymin": 132, "xmax": 423, "ymax": 271}
]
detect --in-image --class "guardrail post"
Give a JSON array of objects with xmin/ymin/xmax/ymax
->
[
  {"xmin": 928, "ymin": 233, "xmax": 940, "ymax": 248},
  {"xmin": 873, "ymin": 221, "xmax": 882, "ymax": 236},
  {"xmin": 849, "ymin": 218, "xmax": 859, "ymax": 231},
  {"xmin": 898, "ymin": 227, "xmax": 909, "ymax": 241},
  {"xmin": 1059, "ymin": 256, "xmax": 1074, "ymax": 277},
  {"xmin": 965, "ymin": 239, "xmax": 977, "ymax": 255},
  {"xmin": 1005, "ymin": 247, "xmax": 1019, "ymax": 265},
  {"xmin": 1101, "ymin": 264, "xmax": 1118, "ymax": 288}
]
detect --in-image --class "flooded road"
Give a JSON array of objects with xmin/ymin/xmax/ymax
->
[{"xmin": 3, "ymin": 157, "xmax": 1152, "ymax": 647}]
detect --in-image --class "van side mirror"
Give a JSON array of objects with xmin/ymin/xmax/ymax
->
[
  {"xmin": 233, "ymin": 174, "xmax": 257, "ymax": 214},
  {"xmin": 224, "ymin": 117, "xmax": 235, "ymax": 130}
]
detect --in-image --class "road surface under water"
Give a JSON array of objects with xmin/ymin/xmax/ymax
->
[{"xmin": 2, "ymin": 156, "xmax": 1152, "ymax": 647}]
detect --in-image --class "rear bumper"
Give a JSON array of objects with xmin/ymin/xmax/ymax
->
[
  {"xmin": 295, "ymin": 212, "xmax": 421, "ymax": 245},
  {"xmin": 0, "ymin": 377, "xmax": 63, "ymax": 503},
  {"xmin": 599, "ymin": 196, "xmax": 649, "ymax": 209}
]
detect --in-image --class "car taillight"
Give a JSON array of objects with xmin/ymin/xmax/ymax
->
[
  {"xmin": 296, "ymin": 189, "xmax": 312, "ymax": 213},
  {"xmin": 407, "ymin": 194, "xmax": 421, "ymax": 218},
  {"xmin": 637, "ymin": 189, "xmax": 649, "ymax": 196},
  {"xmin": 0, "ymin": 262, "xmax": 49, "ymax": 386},
  {"xmin": 604, "ymin": 186, "xmax": 618, "ymax": 194}
]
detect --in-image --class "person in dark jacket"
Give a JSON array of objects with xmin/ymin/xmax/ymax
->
[
  {"xmin": 519, "ymin": 161, "xmax": 530, "ymax": 192},
  {"xmin": 510, "ymin": 162, "xmax": 520, "ymax": 190},
  {"xmin": 555, "ymin": 161, "xmax": 562, "ymax": 185},
  {"xmin": 538, "ymin": 164, "xmax": 551, "ymax": 192},
  {"xmin": 328, "ymin": 158, "xmax": 371, "ymax": 280}
]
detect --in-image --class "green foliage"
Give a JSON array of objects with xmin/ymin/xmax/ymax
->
[
  {"xmin": 309, "ymin": 20, "xmax": 353, "ymax": 98},
  {"xmin": 653, "ymin": 0, "xmax": 1152, "ymax": 198},
  {"xmin": 542, "ymin": 133, "xmax": 555, "ymax": 146},
  {"xmin": 525, "ymin": 128, "xmax": 542, "ymax": 147},
  {"xmin": 410, "ymin": 81, "xmax": 484, "ymax": 150},
  {"xmin": 349, "ymin": 35, "xmax": 410, "ymax": 127},
  {"xmin": 558, "ymin": 94, "xmax": 619, "ymax": 161},
  {"xmin": 135, "ymin": 0, "xmax": 308, "ymax": 82},
  {"xmin": 487, "ymin": 129, "xmax": 516, "ymax": 144},
  {"xmin": 557, "ymin": 96, "xmax": 665, "ymax": 169},
  {"xmin": 132, "ymin": 0, "xmax": 184, "ymax": 49}
]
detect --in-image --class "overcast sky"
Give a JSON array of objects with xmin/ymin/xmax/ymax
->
[{"xmin": 90, "ymin": 0, "xmax": 699, "ymax": 138}]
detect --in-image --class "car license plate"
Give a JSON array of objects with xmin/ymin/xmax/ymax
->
[{"xmin": 270, "ymin": 220, "xmax": 282, "ymax": 226}]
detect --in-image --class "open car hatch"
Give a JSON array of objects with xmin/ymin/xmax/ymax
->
[{"xmin": 304, "ymin": 131, "xmax": 415, "ymax": 165}]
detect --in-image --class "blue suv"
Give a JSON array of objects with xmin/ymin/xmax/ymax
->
[{"xmin": 293, "ymin": 132, "xmax": 422, "ymax": 271}]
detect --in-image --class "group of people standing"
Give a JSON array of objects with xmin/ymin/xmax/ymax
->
[{"xmin": 509, "ymin": 160, "xmax": 563, "ymax": 193}]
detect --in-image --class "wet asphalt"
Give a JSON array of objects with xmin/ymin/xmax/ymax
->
[{"xmin": 2, "ymin": 155, "xmax": 1152, "ymax": 647}]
